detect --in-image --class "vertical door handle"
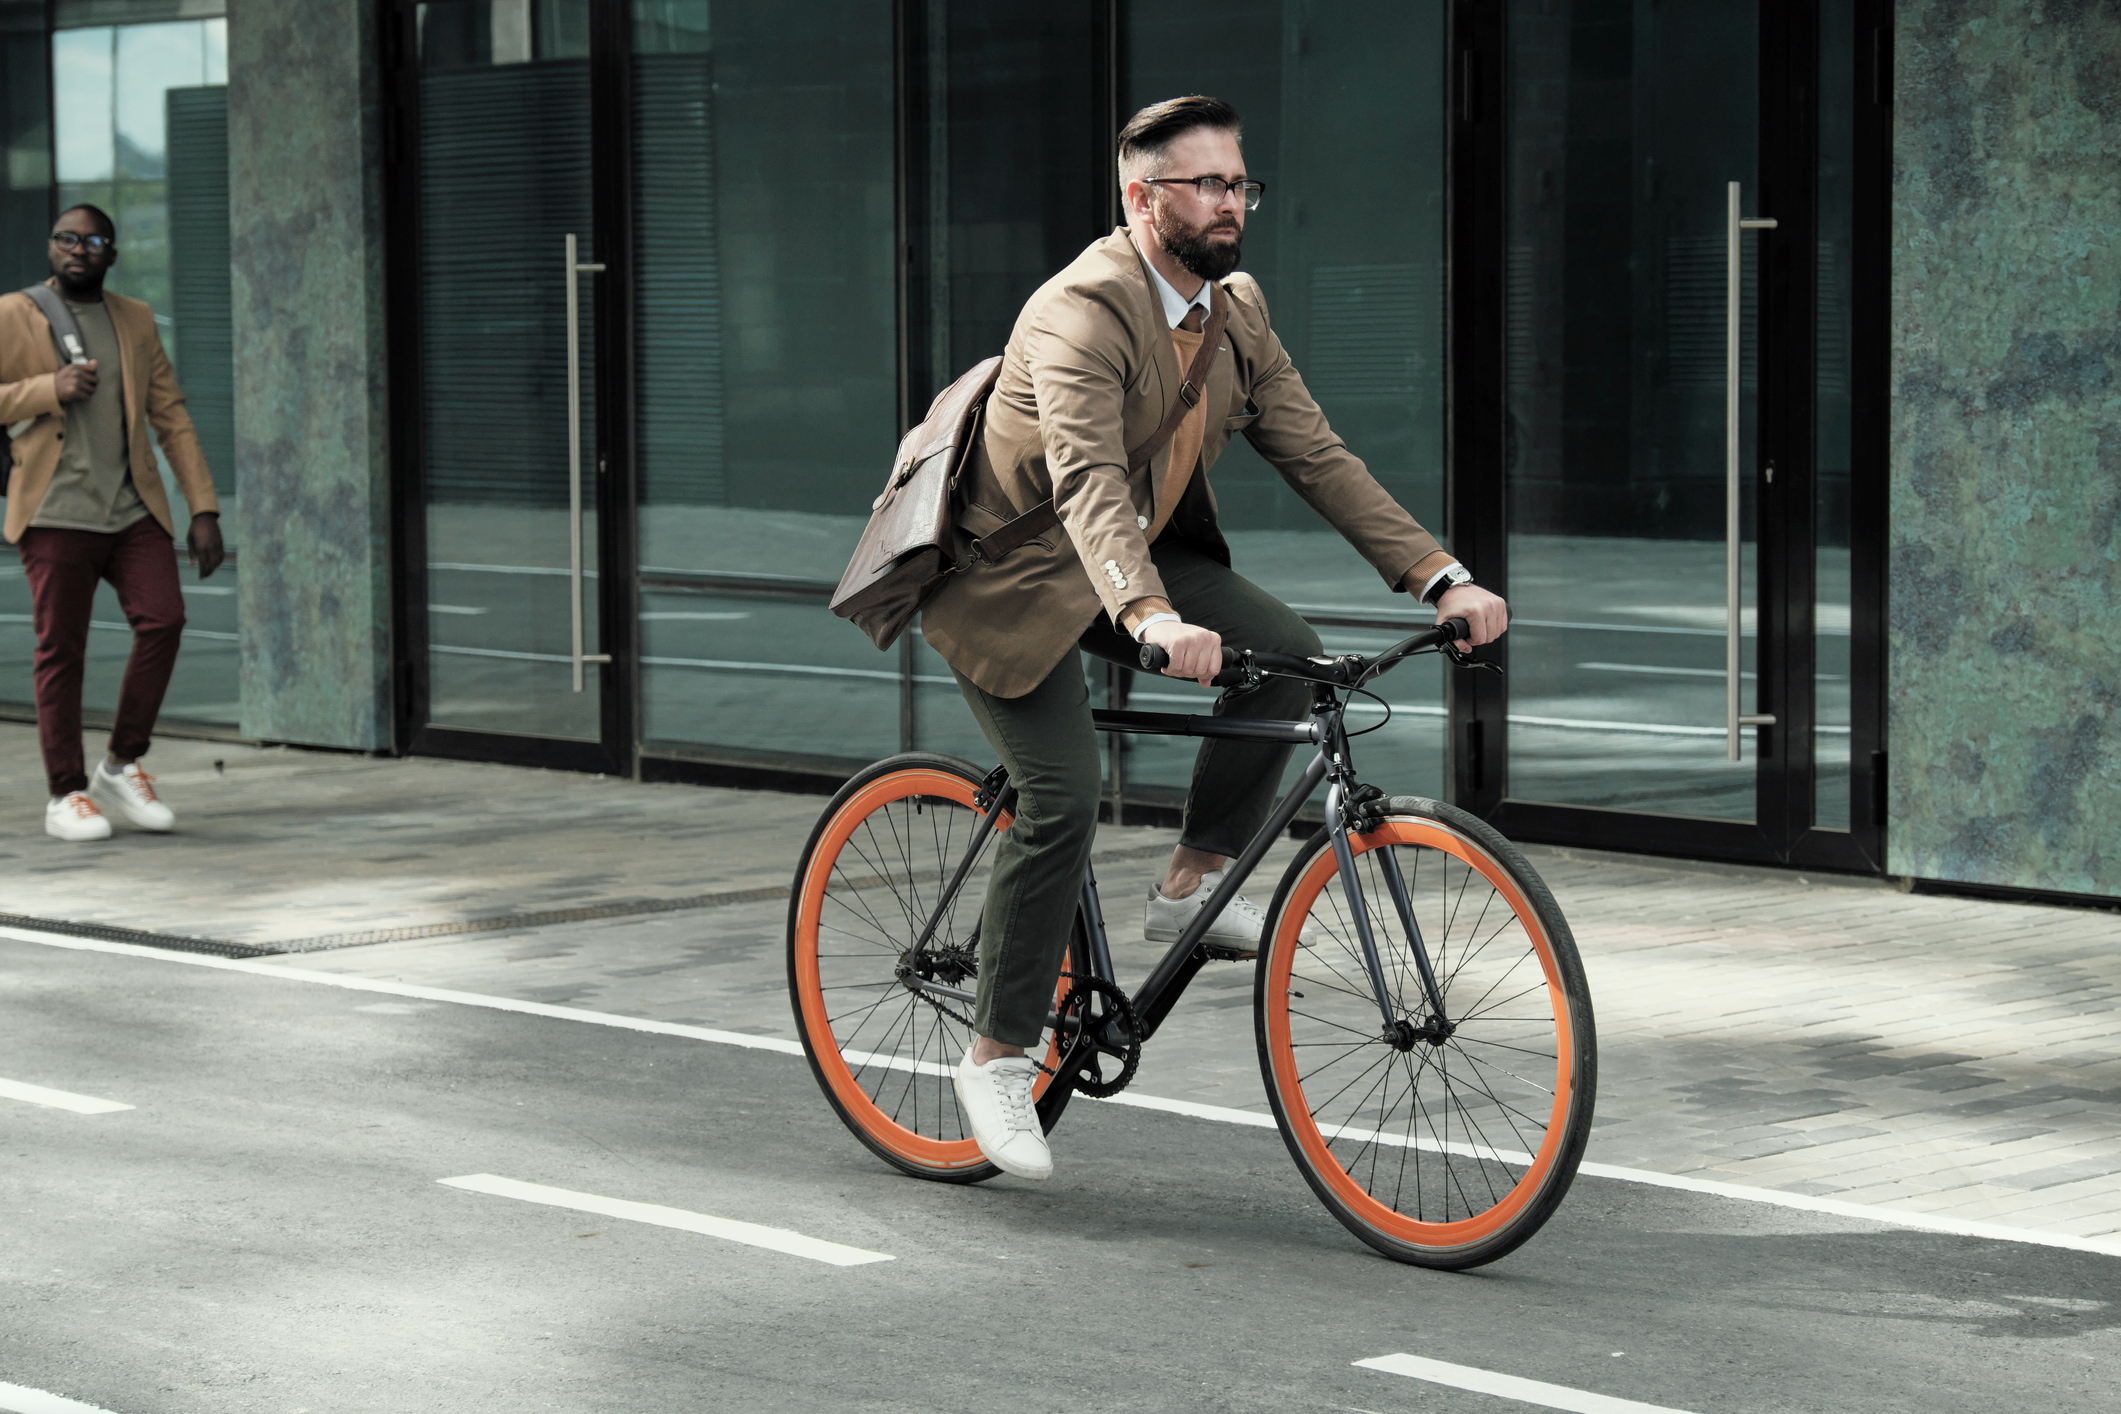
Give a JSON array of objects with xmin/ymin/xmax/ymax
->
[
  {"xmin": 1726, "ymin": 183, "xmax": 1777, "ymax": 760},
  {"xmin": 566, "ymin": 233, "xmax": 611, "ymax": 692}
]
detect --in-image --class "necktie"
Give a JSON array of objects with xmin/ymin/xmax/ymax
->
[{"xmin": 1179, "ymin": 304, "xmax": 1204, "ymax": 333}]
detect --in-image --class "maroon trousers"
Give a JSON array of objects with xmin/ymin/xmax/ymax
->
[{"xmin": 17, "ymin": 516, "xmax": 186, "ymax": 798}]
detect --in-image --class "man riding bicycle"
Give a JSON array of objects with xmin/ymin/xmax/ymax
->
[{"xmin": 921, "ymin": 95, "xmax": 1509, "ymax": 1180}]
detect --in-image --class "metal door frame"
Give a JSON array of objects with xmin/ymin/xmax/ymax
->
[
  {"xmin": 382, "ymin": 0, "xmax": 637, "ymax": 777},
  {"xmin": 1445, "ymin": 0, "xmax": 1889, "ymax": 872}
]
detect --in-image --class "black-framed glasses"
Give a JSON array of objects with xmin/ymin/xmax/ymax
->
[
  {"xmin": 1145, "ymin": 175, "xmax": 1265, "ymax": 211},
  {"xmin": 49, "ymin": 231, "xmax": 114, "ymax": 253}
]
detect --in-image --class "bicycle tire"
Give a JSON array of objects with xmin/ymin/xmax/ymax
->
[
  {"xmin": 1254, "ymin": 796, "xmax": 1595, "ymax": 1269},
  {"xmin": 788, "ymin": 752, "xmax": 1081, "ymax": 1183}
]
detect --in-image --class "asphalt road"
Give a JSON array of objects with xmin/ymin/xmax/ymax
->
[{"xmin": 4, "ymin": 933, "xmax": 2114, "ymax": 1414}]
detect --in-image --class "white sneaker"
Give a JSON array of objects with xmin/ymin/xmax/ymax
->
[
  {"xmin": 1144, "ymin": 869, "xmax": 1281, "ymax": 957},
  {"xmin": 90, "ymin": 759, "xmax": 176, "ymax": 832},
  {"xmin": 46, "ymin": 791, "xmax": 112, "ymax": 842},
  {"xmin": 954, "ymin": 1049, "xmax": 1052, "ymax": 1180}
]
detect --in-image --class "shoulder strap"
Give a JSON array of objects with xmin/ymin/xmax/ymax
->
[
  {"xmin": 20, "ymin": 285, "xmax": 90, "ymax": 365},
  {"xmin": 974, "ymin": 281, "xmax": 1230, "ymax": 563},
  {"xmin": 1126, "ymin": 280, "xmax": 1228, "ymax": 474}
]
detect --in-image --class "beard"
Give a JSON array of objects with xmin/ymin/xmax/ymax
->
[{"xmin": 1153, "ymin": 197, "xmax": 1243, "ymax": 282}]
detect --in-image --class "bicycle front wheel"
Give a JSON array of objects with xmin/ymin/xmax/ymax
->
[
  {"xmin": 1256, "ymin": 796, "xmax": 1595, "ymax": 1269},
  {"xmin": 788, "ymin": 753, "xmax": 1079, "ymax": 1183}
]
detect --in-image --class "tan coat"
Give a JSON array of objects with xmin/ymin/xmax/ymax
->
[
  {"xmin": 0, "ymin": 281, "xmax": 219, "ymax": 543},
  {"xmin": 922, "ymin": 229, "xmax": 1445, "ymax": 698}
]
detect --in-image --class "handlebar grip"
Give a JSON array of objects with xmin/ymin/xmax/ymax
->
[
  {"xmin": 1441, "ymin": 616, "xmax": 1471, "ymax": 644},
  {"xmin": 1138, "ymin": 643, "xmax": 1241, "ymax": 674}
]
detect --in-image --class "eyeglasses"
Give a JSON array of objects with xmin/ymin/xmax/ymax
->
[
  {"xmin": 1144, "ymin": 175, "xmax": 1265, "ymax": 211},
  {"xmin": 49, "ymin": 231, "xmax": 114, "ymax": 253}
]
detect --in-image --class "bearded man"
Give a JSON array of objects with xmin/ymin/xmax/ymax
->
[{"xmin": 921, "ymin": 95, "xmax": 1508, "ymax": 1180}]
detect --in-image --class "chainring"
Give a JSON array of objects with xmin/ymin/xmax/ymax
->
[{"xmin": 1050, "ymin": 973, "xmax": 1142, "ymax": 1099}]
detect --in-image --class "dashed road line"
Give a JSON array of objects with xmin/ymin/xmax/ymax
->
[
  {"xmin": 10, "ymin": 925, "xmax": 2121, "ymax": 1261},
  {"xmin": 437, "ymin": 1173, "xmax": 893, "ymax": 1266},
  {"xmin": 1355, "ymin": 1354, "xmax": 1694, "ymax": 1413},
  {"xmin": 0, "ymin": 1381, "xmax": 123, "ymax": 1413},
  {"xmin": 0, "ymin": 1077, "xmax": 132, "ymax": 1115}
]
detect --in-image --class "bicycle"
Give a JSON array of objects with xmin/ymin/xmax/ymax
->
[{"xmin": 786, "ymin": 617, "xmax": 1595, "ymax": 1269}]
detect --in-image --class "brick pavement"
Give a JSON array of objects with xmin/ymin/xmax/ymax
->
[{"xmin": 3, "ymin": 724, "xmax": 2117, "ymax": 1238}]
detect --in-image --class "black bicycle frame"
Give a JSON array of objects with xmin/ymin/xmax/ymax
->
[{"xmin": 900, "ymin": 684, "xmax": 1453, "ymax": 1048}]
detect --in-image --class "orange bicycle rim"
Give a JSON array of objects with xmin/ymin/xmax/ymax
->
[{"xmin": 1263, "ymin": 818, "xmax": 1578, "ymax": 1246}]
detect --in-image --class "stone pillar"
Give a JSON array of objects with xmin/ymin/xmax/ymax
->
[
  {"xmin": 1891, "ymin": 1, "xmax": 2121, "ymax": 895},
  {"xmin": 229, "ymin": 0, "xmax": 393, "ymax": 750}
]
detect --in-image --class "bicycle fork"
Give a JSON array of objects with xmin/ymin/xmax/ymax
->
[{"xmin": 1325, "ymin": 780, "xmax": 1453, "ymax": 1047}]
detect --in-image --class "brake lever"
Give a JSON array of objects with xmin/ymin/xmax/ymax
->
[{"xmin": 1445, "ymin": 642, "xmax": 1505, "ymax": 676}]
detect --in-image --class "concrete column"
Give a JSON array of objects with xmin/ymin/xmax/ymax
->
[
  {"xmin": 1891, "ymin": 0, "xmax": 2121, "ymax": 896},
  {"xmin": 229, "ymin": 0, "xmax": 393, "ymax": 750}
]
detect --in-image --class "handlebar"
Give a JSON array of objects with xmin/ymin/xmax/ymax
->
[{"xmin": 1137, "ymin": 617, "xmax": 1472, "ymax": 687}]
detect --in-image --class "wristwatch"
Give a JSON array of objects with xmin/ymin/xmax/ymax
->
[{"xmin": 1420, "ymin": 561, "xmax": 1474, "ymax": 605}]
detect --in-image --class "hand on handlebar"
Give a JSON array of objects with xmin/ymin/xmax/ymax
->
[
  {"xmin": 1436, "ymin": 583, "xmax": 1508, "ymax": 647},
  {"xmin": 1140, "ymin": 617, "xmax": 1224, "ymax": 687}
]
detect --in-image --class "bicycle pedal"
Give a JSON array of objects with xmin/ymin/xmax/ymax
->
[{"xmin": 1198, "ymin": 940, "xmax": 1259, "ymax": 962}]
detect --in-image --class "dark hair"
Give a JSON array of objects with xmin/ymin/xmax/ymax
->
[
  {"xmin": 57, "ymin": 203, "xmax": 117, "ymax": 241},
  {"xmin": 1117, "ymin": 95, "xmax": 1241, "ymax": 180}
]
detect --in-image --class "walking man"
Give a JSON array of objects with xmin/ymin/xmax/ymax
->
[
  {"xmin": 0, "ymin": 204, "xmax": 223, "ymax": 841},
  {"xmin": 921, "ymin": 96, "xmax": 1509, "ymax": 1179}
]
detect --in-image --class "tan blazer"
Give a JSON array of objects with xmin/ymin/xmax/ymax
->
[
  {"xmin": 0, "ymin": 281, "xmax": 219, "ymax": 543},
  {"xmin": 922, "ymin": 229, "xmax": 1446, "ymax": 698}
]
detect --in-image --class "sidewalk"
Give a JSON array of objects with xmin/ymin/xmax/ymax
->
[{"xmin": 3, "ymin": 723, "xmax": 2118, "ymax": 1238}]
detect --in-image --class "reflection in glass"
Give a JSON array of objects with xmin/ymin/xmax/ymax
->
[
  {"xmin": 1504, "ymin": 0, "xmax": 1761, "ymax": 820},
  {"xmin": 1815, "ymin": 0, "xmax": 1855, "ymax": 830},
  {"xmin": 630, "ymin": 0, "xmax": 899, "ymax": 760},
  {"xmin": 417, "ymin": 0, "xmax": 600, "ymax": 740},
  {"xmin": 52, "ymin": 27, "xmax": 113, "ymax": 183}
]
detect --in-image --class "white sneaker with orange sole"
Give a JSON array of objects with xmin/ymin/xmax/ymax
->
[{"xmin": 46, "ymin": 791, "xmax": 112, "ymax": 842}]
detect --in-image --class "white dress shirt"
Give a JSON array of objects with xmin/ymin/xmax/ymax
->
[{"xmin": 1146, "ymin": 258, "xmax": 1216, "ymax": 330}]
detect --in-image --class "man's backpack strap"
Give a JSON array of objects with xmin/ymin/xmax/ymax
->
[
  {"xmin": 973, "ymin": 280, "xmax": 1230, "ymax": 565},
  {"xmin": 20, "ymin": 285, "xmax": 91, "ymax": 367},
  {"xmin": 3, "ymin": 286, "xmax": 90, "ymax": 459}
]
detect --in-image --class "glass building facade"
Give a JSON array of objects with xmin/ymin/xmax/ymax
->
[{"xmin": 0, "ymin": 0, "xmax": 1903, "ymax": 879}]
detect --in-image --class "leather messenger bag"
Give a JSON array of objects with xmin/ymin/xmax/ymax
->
[
  {"xmin": 830, "ymin": 283, "xmax": 1230, "ymax": 651},
  {"xmin": 830, "ymin": 355, "xmax": 1006, "ymax": 651}
]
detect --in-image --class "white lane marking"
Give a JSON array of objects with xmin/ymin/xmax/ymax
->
[
  {"xmin": 0, "ymin": 1380, "xmax": 123, "ymax": 1413},
  {"xmin": 0, "ymin": 928, "xmax": 807, "ymax": 1058},
  {"xmin": 10, "ymin": 926, "xmax": 2121, "ymax": 1261},
  {"xmin": 0, "ymin": 1077, "xmax": 132, "ymax": 1115},
  {"xmin": 1356, "ymin": 1354, "xmax": 1693, "ymax": 1413},
  {"xmin": 437, "ymin": 1173, "xmax": 892, "ymax": 1267}
]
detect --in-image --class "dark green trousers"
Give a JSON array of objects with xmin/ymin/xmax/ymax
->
[{"xmin": 951, "ymin": 539, "xmax": 1322, "ymax": 1046}]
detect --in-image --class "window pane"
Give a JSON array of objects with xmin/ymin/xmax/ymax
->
[
  {"xmin": 1125, "ymin": 0, "xmax": 1452, "ymax": 802},
  {"xmin": 1815, "ymin": 0, "xmax": 1855, "ymax": 830},
  {"xmin": 631, "ymin": 0, "xmax": 899, "ymax": 763},
  {"xmin": 1503, "ymin": 0, "xmax": 1763, "ymax": 819},
  {"xmin": 115, "ymin": 20, "xmax": 205, "ymax": 179},
  {"xmin": 2, "ymin": 0, "xmax": 53, "ymax": 290},
  {"xmin": 416, "ymin": 0, "xmax": 602, "ymax": 740},
  {"xmin": 53, "ymin": 26, "xmax": 114, "ymax": 183}
]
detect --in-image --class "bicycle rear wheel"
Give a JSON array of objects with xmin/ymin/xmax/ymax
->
[
  {"xmin": 788, "ymin": 753, "xmax": 1079, "ymax": 1183},
  {"xmin": 1255, "ymin": 796, "xmax": 1594, "ymax": 1268}
]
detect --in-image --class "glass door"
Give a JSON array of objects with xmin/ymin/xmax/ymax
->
[
  {"xmin": 1482, "ymin": 1, "xmax": 1876, "ymax": 866},
  {"xmin": 394, "ymin": 0, "xmax": 630, "ymax": 772}
]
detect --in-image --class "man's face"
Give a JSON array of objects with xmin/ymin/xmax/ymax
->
[
  {"xmin": 1140, "ymin": 127, "xmax": 1247, "ymax": 282},
  {"xmin": 48, "ymin": 209, "xmax": 117, "ymax": 290}
]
